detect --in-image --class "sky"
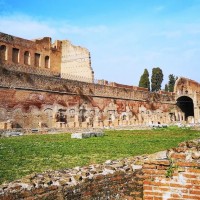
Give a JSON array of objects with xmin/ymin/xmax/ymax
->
[{"xmin": 0, "ymin": 0, "xmax": 200, "ymax": 87}]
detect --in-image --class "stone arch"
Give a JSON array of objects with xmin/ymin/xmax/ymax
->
[
  {"xmin": 24, "ymin": 51, "xmax": 30, "ymax": 65},
  {"xmin": 12, "ymin": 48, "xmax": 19, "ymax": 63},
  {"xmin": 176, "ymin": 96, "xmax": 194, "ymax": 121},
  {"xmin": 45, "ymin": 56, "xmax": 50, "ymax": 68},
  {"xmin": 0, "ymin": 45, "xmax": 7, "ymax": 62}
]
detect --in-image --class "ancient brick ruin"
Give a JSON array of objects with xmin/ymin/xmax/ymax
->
[
  {"xmin": 0, "ymin": 32, "xmax": 200, "ymax": 130},
  {"xmin": 143, "ymin": 139, "xmax": 200, "ymax": 199},
  {"xmin": 1, "ymin": 32, "xmax": 200, "ymax": 199},
  {"xmin": 1, "ymin": 139, "xmax": 200, "ymax": 199},
  {"xmin": 0, "ymin": 32, "xmax": 94, "ymax": 83}
]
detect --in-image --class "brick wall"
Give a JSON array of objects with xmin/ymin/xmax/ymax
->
[
  {"xmin": 0, "ymin": 65, "xmax": 177, "ymax": 129},
  {"xmin": 0, "ymin": 66, "xmax": 175, "ymax": 103},
  {"xmin": 143, "ymin": 139, "xmax": 200, "ymax": 200},
  {"xmin": 0, "ymin": 157, "xmax": 145, "ymax": 200}
]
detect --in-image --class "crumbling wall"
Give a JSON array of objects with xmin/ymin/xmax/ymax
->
[
  {"xmin": 0, "ymin": 32, "xmax": 93, "ymax": 79},
  {"xmin": 143, "ymin": 139, "xmax": 200, "ymax": 200},
  {"xmin": 0, "ymin": 67, "xmax": 176, "ymax": 129},
  {"xmin": 0, "ymin": 156, "xmax": 145, "ymax": 200},
  {"xmin": 61, "ymin": 40, "xmax": 93, "ymax": 83},
  {"xmin": 0, "ymin": 32, "xmax": 61, "ymax": 73}
]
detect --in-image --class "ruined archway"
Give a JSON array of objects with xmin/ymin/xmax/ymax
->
[{"xmin": 176, "ymin": 96, "xmax": 194, "ymax": 121}]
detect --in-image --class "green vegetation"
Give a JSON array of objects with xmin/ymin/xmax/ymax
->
[
  {"xmin": 138, "ymin": 68, "xmax": 150, "ymax": 91},
  {"xmin": 151, "ymin": 67, "xmax": 164, "ymax": 92},
  {"xmin": 164, "ymin": 84, "xmax": 169, "ymax": 92},
  {"xmin": 1, "ymin": 127, "xmax": 200, "ymax": 184},
  {"xmin": 167, "ymin": 74, "xmax": 178, "ymax": 92}
]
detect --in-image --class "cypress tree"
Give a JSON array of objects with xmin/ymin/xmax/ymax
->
[
  {"xmin": 168, "ymin": 74, "xmax": 177, "ymax": 92},
  {"xmin": 164, "ymin": 84, "xmax": 169, "ymax": 92},
  {"xmin": 151, "ymin": 67, "xmax": 163, "ymax": 92},
  {"xmin": 138, "ymin": 69, "xmax": 150, "ymax": 91}
]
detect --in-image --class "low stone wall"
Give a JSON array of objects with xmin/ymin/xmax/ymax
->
[
  {"xmin": 0, "ymin": 156, "xmax": 146, "ymax": 200},
  {"xmin": 143, "ymin": 139, "xmax": 200, "ymax": 200}
]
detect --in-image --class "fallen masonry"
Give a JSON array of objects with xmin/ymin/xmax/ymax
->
[
  {"xmin": 1, "ymin": 138, "xmax": 200, "ymax": 199},
  {"xmin": 71, "ymin": 131, "xmax": 104, "ymax": 139}
]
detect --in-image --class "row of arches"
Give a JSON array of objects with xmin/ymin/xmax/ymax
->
[{"xmin": 0, "ymin": 44, "xmax": 50, "ymax": 68}]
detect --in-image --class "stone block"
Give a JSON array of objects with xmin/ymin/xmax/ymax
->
[
  {"xmin": 74, "ymin": 122, "xmax": 80, "ymax": 128},
  {"xmin": 93, "ymin": 122, "xmax": 99, "ymax": 128},
  {"xmin": 71, "ymin": 131, "xmax": 104, "ymax": 139},
  {"xmin": 81, "ymin": 122, "xmax": 88, "ymax": 128},
  {"xmin": 68, "ymin": 122, "xmax": 75, "ymax": 128},
  {"xmin": 103, "ymin": 121, "xmax": 109, "ymax": 127}
]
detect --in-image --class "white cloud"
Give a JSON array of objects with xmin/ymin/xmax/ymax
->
[
  {"xmin": 0, "ymin": 14, "xmax": 56, "ymax": 39},
  {"xmin": 0, "ymin": 13, "xmax": 108, "ymax": 40}
]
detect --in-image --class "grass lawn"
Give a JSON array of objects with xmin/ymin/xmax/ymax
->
[{"xmin": 0, "ymin": 127, "xmax": 200, "ymax": 184}]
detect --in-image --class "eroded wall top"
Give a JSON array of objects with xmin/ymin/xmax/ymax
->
[
  {"xmin": 174, "ymin": 77, "xmax": 200, "ymax": 95},
  {"xmin": 0, "ymin": 32, "xmax": 94, "ymax": 80},
  {"xmin": 61, "ymin": 40, "xmax": 94, "ymax": 83}
]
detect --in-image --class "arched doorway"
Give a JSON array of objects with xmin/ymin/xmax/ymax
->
[{"xmin": 176, "ymin": 96, "xmax": 194, "ymax": 121}]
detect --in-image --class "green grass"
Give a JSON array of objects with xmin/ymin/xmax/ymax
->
[{"xmin": 0, "ymin": 127, "xmax": 200, "ymax": 184}]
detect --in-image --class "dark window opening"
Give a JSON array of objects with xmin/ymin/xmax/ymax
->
[
  {"xmin": 45, "ymin": 56, "xmax": 50, "ymax": 68},
  {"xmin": 24, "ymin": 51, "xmax": 30, "ymax": 65},
  {"xmin": 34, "ymin": 53, "xmax": 40, "ymax": 67},
  {"xmin": 0, "ymin": 45, "xmax": 7, "ymax": 62},
  {"xmin": 12, "ymin": 48, "xmax": 19, "ymax": 63}
]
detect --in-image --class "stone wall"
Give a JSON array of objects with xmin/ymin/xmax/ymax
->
[
  {"xmin": 0, "ymin": 32, "xmax": 62, "ymax": 73},
  {"xmin": 143, "ymin": 139, "xmax": 200, "ymax": 200},
  {"xmin": 61, "ymin": 40, "xmax": 93, "ymax": 83},
  {"xmin": 174, "ymin": 77, "xmax": 200, "ymax": 123},
  {"xmin": 0, "ymin": 66, "xmax": 176, "ymax": 129},
  {"xmin": 0, "ymin": 156, "xmax": 146, "ymax": 200},
  {"xmin": 0, "ymin": 32, "xmax": 94, "ymax": 81}
]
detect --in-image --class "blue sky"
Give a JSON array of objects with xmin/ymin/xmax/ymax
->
[{"xmin": 0, "ymin": 0, "xmax": 200, "ymax": 87}]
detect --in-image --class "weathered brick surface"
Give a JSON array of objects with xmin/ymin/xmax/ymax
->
[
  {"xmin": 0, "ymin": 66, "xmax": 176, "ymax": 130},
  {"xmin": 143, "ymin": 139, "xmax": 200, "ymax": 200},
  {"xmin": 0, "ymin": 157, "xmax": 145, "ymax": 200}
]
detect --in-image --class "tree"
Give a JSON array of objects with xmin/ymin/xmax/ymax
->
[
  {"xmin": 138, "ymin": 69, "xmax": 150, "ymax": 91},
  {"xmin": 168, "ymin": 74, "xmax": 177, "ymax": 92},
  {"xmin": 151, "ymin": 67, "xmax": 163, "ymax": 92},
  {"xmin": 164, "ymin": 84, "xmax": 169, "ymax": 92}
]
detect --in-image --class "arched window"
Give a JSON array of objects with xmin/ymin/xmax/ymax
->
[
  {"xmin": 24, "ymin": 51, "xmax": 30, "ymax": 65},
  {"xmin": 12, "ymin": 48, "xmax": 19, "ymax": 63},
  {"xmin": 34, "ymin": 53, "xmax": 40, "ymax": 67},
  {"xmin": 45, "ymin": 56, "xmax": 50, "ymax": 68},
  {"xmin": 0, "ymin": 45, "xmax": 7, "ymax": 62}
]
